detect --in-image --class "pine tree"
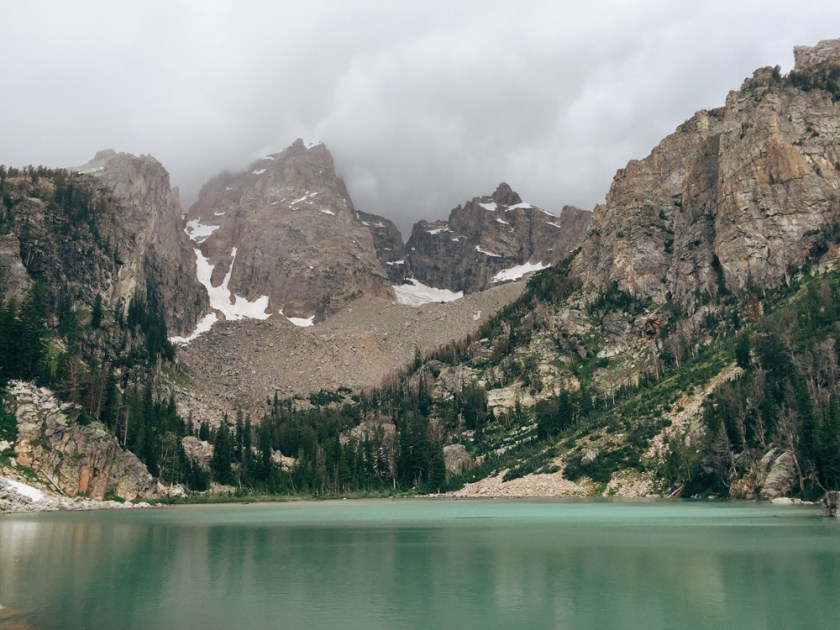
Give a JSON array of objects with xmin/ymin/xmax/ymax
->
[
  {"xmin": 818, "ymin": 395, "xmax": 840, "ymax": 489},
  {"xmin": 212, "ymin": 421, "xmax": 234, "ymax": 485},
  {"xmin": 91, "ymin": 294, "xmax": 103, "ymax": 329}
]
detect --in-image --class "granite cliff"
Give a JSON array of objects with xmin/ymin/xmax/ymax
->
[
  {"xmin": 72, "ymin": 150, "xmax": 208, "ymax": 335},
  {"xmin": 573, "ymin": 39, "xmax": 840, "ymax": 308}
]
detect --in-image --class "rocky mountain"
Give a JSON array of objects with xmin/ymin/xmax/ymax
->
[
  {"xmin": 573, "ymin": 39, "xmax": 840, "ymax": 308},
  {"xmin": 72, "ymin": 150, "xmax": 209, "ymax": 335},
  {"xmin": 6, "ymin": 39, "xmax": 840, "ymax": 507},
  {"xmin": 184, "ymin": 139, "xmax": 393, "ymax": 325},
  {"xmin": 406, "ymin": 183, "xmax": 590, "ymax": 293},
  {"xmin": 0, "ymin": 151, "xmax": 207, "ymax": 336}
]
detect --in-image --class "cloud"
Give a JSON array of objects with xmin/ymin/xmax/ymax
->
[{"xmin": 1, "ymin": 0, "xmax": 837, "ymax": 235}]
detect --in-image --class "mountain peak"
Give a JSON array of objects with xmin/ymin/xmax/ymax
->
[{"xmin": 491, "ymin": 182, "xmax": 522, "ymax": 206}]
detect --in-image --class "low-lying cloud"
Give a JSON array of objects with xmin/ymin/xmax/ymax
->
[{"xmin": 1, "ymin": 0, "xmax": 837, "ymax": 235}]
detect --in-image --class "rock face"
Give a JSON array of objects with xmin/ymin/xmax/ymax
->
[
  {"xmin": 185, "ymin": 139, "xmax": 393, "ymax": 321},
  {"xmin": 73, "ymin": 150, "xmax": 209, "ymax": 335},
  {"xmin": 793, "ymin": 38, "xmax": 840, "ymax": 70},
  {"xmin": 573, "ymin": 41, "xmax": 840, "ymax": 307},
  {"xmin": 406, "ymin": 183, "xmax": 590, "ymax": 293},
  {"xmin": 443, "ymin": 443, "xmax": 473, "ymax": 477},
  {"xmin": 0, "ymin": 233, "xmax": 32, "ymax": 302},
  {"xmin": 357, "ymin": 210, "xmax": 407, "ymax": 284},
  {"xmin": 9, "ymin": 381, "xmax": 155, "ymax": 501}
]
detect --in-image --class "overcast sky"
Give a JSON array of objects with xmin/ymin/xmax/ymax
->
[{"xmin": 1, "ymin": 1, "xmax": 838, "ymax": 235}]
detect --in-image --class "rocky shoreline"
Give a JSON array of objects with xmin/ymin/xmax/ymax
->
[{"xmin": 0, "ymin": 473, "xmax": 152, "ymax": 514}]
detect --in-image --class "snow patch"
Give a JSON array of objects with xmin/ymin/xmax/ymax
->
[
  {"xmin": 478, "ymin": 202, "xmax": 497, "ymax": 211},
  {"xmin": 305, "ymin": 140, "xmax": 322, "ymax": 149},
  {"xmin": 386, "ymin": 259, "xmax": 405, "ymax": 265},
  {"xmin": 495, "ymin": 218, "xmax": 509, "ymax": 225},
  {"xmin": 184, "ymin": 219, "xmax": 220, "ymax": 244},
  {"xmin": 169, "ymin": 313, "xmax": 218, "ymax": 345},
  {"xmin": 393, "ymin": 279, "xmax": 463, "ymax": 306},
  {"xmin": 213, "ymin": 211, "xmax": 226, "ymax": 217},
  {"xmin": 547, "ymin": 222, "xmax": 562, "ymax": 229},
  {"xmin": 291, "ymin": 191, "xmax": 318, "ymax": 205},
  {"xmin": 426, "ymin": 226, "xmax": 450, "ymax": 235},
  {"xmin": 288, "ymin": 315, "xmax": 315, "ymax": 327},
  {"xmin": 252, "ymin": 168, "xmax": 267, "ymax": 175},
  {"xmin": 493, "ymin": 261, "xmax": 550, "ymax": 283},
  {"xmin": 475, "ymin": 245, "xmax": 501, "ymax": 257},
  {"xmin": 3, "ymin": 477, "xmax": 45, "ymax": 502},
  {"xmin": 506, "ymin": 202, "xmax": 533, "ymax": 210},
  {"xmin": 320, "ymin": 208, "xmax": 335, "ymax": 216},
  {"xmin": 77, "ymin": 166, "xmax": 104, "ymax": 175}
]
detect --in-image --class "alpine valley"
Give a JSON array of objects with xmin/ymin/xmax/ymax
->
[{"xmin": 3, "ymin": 39, "xmax": 840, "ymax": 516}]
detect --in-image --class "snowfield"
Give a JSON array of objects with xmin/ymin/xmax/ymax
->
[
  {"xmin": 493, "ymin": 261, "xmax": 550, "ymax": 283},
  {"xmin": 185, "ymin": 219, "xmax": 220, "ymax": 244},
  {"xmin": 393, "ymin": 279, "xmax": 463, "ymax": 306},
  {"xmin": 171, "ymin": 220, "xmax": 272, "ymax": 345}
]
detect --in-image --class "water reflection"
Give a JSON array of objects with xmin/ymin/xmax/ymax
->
[{"xmin": 0, "ymin": 501, "xmax": 838, "ymax": 629}]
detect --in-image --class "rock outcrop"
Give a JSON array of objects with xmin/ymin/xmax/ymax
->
[
  {"xmin": 793, "ymin": 38, "xmax": 840, "ymax": 71},
  {"xmin": 182, "ymin": 436, "xmax": 213, "ymax": 471},
  {"xmin": 184, "ymin": 139, "xmax": 393, "ymax": 322},
  {"xmin": 443, "ymin": 443, "xmax": 473, "ymax": 477},
  {"xmin": 406, "ymin": 183, "xmax": 590, "ymax": 293},
  {"xmin": 73, "ymin": 150, "xmax": 209, "ymax": 335},
  {"xmin": 8, "ymin": 381, "xmax": 155, "ymax": 501},
  {"xmin": 573, "ymin": 41, "xmax": 840, "ymax": 307}
]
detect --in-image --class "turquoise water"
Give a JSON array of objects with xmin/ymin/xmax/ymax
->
[{"xmin": 1, "ymin": 499, "xmax": 838, "ymax": 629}]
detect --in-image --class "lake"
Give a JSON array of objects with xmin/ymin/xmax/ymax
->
[{"xmin": 0, "ymin": 499, "xmax": 838, "ymax": 629}]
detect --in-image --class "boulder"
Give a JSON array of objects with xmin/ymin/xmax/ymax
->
[{"xmin": 822, "ymin": 491, "xmax": 840, "ymax": 517}]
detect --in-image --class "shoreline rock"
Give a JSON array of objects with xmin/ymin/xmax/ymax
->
[{"xmin": 0, "ymin": 473, "xmax": 152, "ymax": 514}]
